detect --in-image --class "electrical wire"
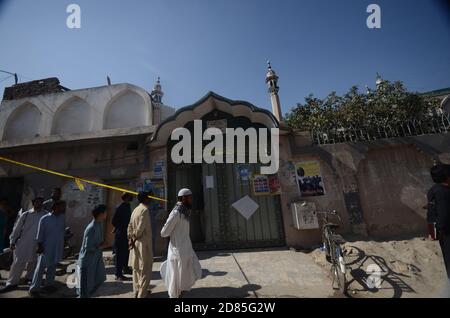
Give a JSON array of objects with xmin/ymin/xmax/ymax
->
[{"xmin": 0, "ymin": 75, "xmax": 13, "ymax": 83}]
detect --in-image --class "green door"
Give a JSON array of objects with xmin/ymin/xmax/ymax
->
[
  {"xmin": 199, "ymin": 163, "xmax": 285, "ymax": 250},
  {"xmin": 167, "ymin": 163, "xmax": 206, "ymax": 244}
]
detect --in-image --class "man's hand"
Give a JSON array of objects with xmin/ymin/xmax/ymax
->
[
  {"xmin": 36, "ymin": 244, "xmax": 44, "ymax": 254},
  {"xmin": 128, "ymin": 237, "xmax": 136, "ymax": 251},
  {"xmin": 10, "ymin": 244, "xmax": 16, "ymax": 251}
]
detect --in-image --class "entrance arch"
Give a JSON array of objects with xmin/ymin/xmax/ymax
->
[{"xmin": 155, "ymin": 92, "xmax": 285, "ymax": 250}]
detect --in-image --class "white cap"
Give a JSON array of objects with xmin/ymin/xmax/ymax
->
[{"xmin": 178, "ymin": 188, "xmax": 192, "ymax": 197}]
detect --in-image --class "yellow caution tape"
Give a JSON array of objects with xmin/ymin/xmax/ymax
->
[
  {"xmin": 75, "ymin": 178, "xmax": 85, "ymax": 191},
  {"xmin": 0, "ymin": 155, "xmax": 167, "ymax": 203}
]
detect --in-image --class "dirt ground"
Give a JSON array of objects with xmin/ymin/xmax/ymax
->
[
  {"xmin": 1, "ymin": 237, "xmax": 449, "ymax": 298},
  {"xmin": 310, "ymin": 236, "xmax": 450, "ymax": 298}
]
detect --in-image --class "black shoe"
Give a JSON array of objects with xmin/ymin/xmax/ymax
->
[
  {"xmin": 0, "ymin": 285, "xmax": 17, "ymax": 294},
  {"xmin": 42, "ymin": 285, "xmax": 58, "ymax": 293},
  {"xmin": 28, "ymin": 291, "xmax": 41, "ymax": 298},
  {"xmin": 115, "ymin": 275, "xmax": 131, "ymax": 281},
  {"xmin": 123, "ymin": 268, "xmax": 133, "ymax": 275}
]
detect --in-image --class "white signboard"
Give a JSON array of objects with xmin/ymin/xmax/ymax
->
[
  {"xmin": 291, "ymin": 201, "xmax": 319, "ymax": 230},
  {"xmin": 232, "ymin": 195, "xmax": 259, "ymax": 220}
]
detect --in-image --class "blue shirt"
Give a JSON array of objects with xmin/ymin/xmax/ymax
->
[{"xmin": 36, "ymin": 212, "xmax": 65, "ymax": 266}]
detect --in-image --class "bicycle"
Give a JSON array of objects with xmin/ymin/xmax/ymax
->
[{"xmin": 317, "ymin": 210, "xmax": 347, "ymax": 294}]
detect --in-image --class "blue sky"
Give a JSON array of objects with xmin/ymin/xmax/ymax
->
[{"xmin": 0, "ymin": 0, "xmax": 449, "ymax": 115}]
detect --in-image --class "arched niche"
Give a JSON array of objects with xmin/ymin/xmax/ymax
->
[
  {"xmin": 52, "ymin": 97, "xmax": 92, "ymax": 135},
  {"xmin": 104, "ymin": 90, "xmax": 148, "ymax": 129},
  {"xmin": 3, "ymin": 102, "xmax": 41, "ymax": 140}
]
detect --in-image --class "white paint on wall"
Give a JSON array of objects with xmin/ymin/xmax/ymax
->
[
  {"xmin": 0, "ymin": 83, "xmax": 175, "ymax": 147},
  {"xmin": 104, "ymin": 90, "xmax": 147, "ymax": 129},
  {"xmin": 52, "ymin": 97, "xmax": 93, "ymax": 135},
  {"xmin": 3, "ymin": 102, "xmax": 41, "ymax": 141}
]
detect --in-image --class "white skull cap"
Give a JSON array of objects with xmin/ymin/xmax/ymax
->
[{"xmin": 178, "ymin": 188, "xmax": 193, "ymax": 197}]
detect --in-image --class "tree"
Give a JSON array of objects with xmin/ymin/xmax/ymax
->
[{"xmin": 285, "ymin": 80, "xmax": 442, "ymax": 134}]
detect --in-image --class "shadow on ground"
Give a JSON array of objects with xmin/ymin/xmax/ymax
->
[
  {"xmin": 344, "ymin": 245, "xmax": 417, "ymax": 298},
  {"xmin": 150, "ymin": 283, "xmax": 262, "ymax": 298}
]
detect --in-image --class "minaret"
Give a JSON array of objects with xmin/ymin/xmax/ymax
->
[
  {"xmin": 151, "ymin": 77, "xmax": 164, "ymax": 104},
  {"xmin": 266, "ymin": 61, "xmax": 282, "ymax": 121},
  {"xmin": 375, "ymin": 72, "xmax": 383, "ymax": 90}
]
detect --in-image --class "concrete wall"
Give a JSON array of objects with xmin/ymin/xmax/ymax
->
[
  {"xmin": 277, "ymin": 134, "xmax": 351, "ymax": 249},
  {"xmin": 282, "ymin": 132, "xmax": 450, "ymax": 248},
  {"xmin": 356, "ymin": 145, "xmax": 432, "ymax": 237},
  {"xmin": 0, "ymin": 83, "xmax": 153, "ymax": 143}
]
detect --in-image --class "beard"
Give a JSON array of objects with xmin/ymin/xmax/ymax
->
[{"xmin": 184, "ymin": 202, "xmax": 193, "ymax": 209}]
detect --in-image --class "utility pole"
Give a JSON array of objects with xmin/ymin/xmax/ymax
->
[{"xmin": 0, "ymin": 69, "xmax": 18, "ymax": 85}]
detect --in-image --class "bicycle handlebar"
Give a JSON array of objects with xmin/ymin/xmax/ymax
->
[
  {"xmin": 316, "ymin": 210, "xmax": 341, "ymax": 222},
  {"xmin": 315, "ymin": 210, "xmax": 337, "ymax": 215}
]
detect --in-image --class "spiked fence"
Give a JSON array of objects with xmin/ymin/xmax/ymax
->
[{"xmin": 311, "ymin": 113, "xmax": 450, "ymax": 145}]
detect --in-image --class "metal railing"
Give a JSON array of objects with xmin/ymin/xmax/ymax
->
[{"xmin": 311, "ymin": 114, "xmax": 450, "ymax": 145}]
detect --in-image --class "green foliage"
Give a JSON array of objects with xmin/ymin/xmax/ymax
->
[{"xmin": 285, "ymin": 80, "xmax": 441, "ymax": 131}]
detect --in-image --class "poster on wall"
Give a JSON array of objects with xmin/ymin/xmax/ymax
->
[
  {"xmin": 252, "ymin": 174, "xmax": 281, "ymax": 196},
  {"xmin": 146, "ymin": 178, "xmax": 166, "ymax": 210},
  {"xmin": 143, "ymin": 179, "xmax": 153, "ymax": 192},
  {"xmin": 296, "ymin": 161, "xmax": 325, "ymax": 197},
  {"xmin": 235, "ymin": 164, "xmax": 250, "ymax": 184},
  {"xmin": 252, "ymin": 174, "xmax": 270, "ymax": 196},
  {"xmin": 280, "ymin": 160, "xmax": 297, "ymax": 187},
  {"xmin": 268, "ymin": 175, "xmax": 281, "ymax": 195},
  {"xmin": 153, "ymin": 161, "xmax": 165, "ymax": 178},
  {"xmin": 63, "ymin": 182, "xmax": 105, "ymax": 219}
]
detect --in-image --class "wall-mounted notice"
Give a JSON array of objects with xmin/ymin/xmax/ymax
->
[
  {"xmin": 252, "ymin": 174, "xmax": 270, "ymax": 196},
  {"xmin": 205, "ymin": 175, "xmax": 214, "ymax": 189},
  {"xmin": 236, "ymin": 164, "xmax": 250, "ymax": 184},
  {"xmin": 280, "ymin": 160, "xmax": 297, "ymax": 187},
  {"xmin": 296, "ymin": 161, "xmax": 325, "ymax": 197},
  {"xmin": 268, "ymin": 175, "xmax": 281, "ymax": 195},
  {"xmin": 145, "ymin": 178, "xmax": 166, "ymax": 210},
  {"xmin": 153, "ymin": 161, "xmax": 165, "ymax": 178},
  {"xmin": 232, "ymin": 195, "xmax": 259, "ymax": 220}
]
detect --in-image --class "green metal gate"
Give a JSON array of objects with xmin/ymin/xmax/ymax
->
[
  {"xmin": 167, "ymin": 162, "xmax": 285, "ymax": 250},
  {"xmin": 200, "ymin": 163, "xmax": 285, "ymax": 250}
]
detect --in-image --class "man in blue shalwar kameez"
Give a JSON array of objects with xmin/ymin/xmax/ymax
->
[
  {"xmin": 29, "ymin": 200, "xmax": 66, "ymax": 298},
  {"xmin": 77, "ymin": 204, "xmax": 107, "ymax": 298}
]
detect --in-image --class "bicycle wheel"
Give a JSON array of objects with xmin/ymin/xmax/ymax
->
[{"xmin": 334, "ymin": 246, "xmax": 346, "ymax": 294}]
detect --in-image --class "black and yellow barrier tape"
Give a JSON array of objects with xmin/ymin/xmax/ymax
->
[{"xmin": 0, "ymin": 155, "xmax": 167, "ymax": 203}]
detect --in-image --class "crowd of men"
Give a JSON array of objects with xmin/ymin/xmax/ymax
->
[{"xmin": 0, "ymin": 187, "xmax": 202, "ymax": 298}]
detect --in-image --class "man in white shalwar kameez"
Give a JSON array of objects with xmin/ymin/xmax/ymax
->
[
  {"xmin": 0, "ymin": 197, "xmax": 47, "ymax": 293},
  {"xmin": 160, "ymin": 188, "xmax": 202, "ymax": 298}
]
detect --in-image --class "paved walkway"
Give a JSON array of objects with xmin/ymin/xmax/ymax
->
[{"xmin": 0, "ymin": 248, "xmax": 334, "ymax": 298}]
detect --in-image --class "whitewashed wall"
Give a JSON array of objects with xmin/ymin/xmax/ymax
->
[{"xmin": 0, "ymin": 83, "xmax": 156, "ymax": 144}]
